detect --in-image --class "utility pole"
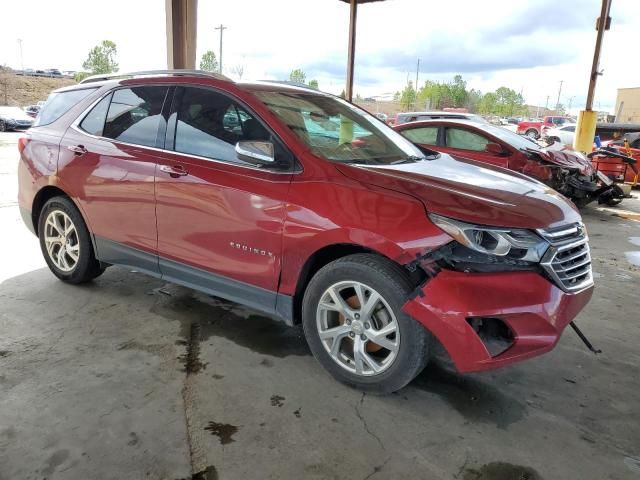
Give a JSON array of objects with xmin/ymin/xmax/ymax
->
[
  {"xmin": 544, "ymin": 95, "xmax": 549, "ymax": 116},
  {"xmin": 555, "ymin": 80, "xmax": 564, "ymax": 113},
  {"xmin": 574, "ymin": 0, "xmax": 613, "ymax": 151},
  {"xmin": 414, "ymin": 58, "xmax": 420, "ymax": 110},
  {"xmin": 215, "ymin": 24, "xmax": 227, "ymax": 74},
  {"xmin": 568, "ymin": 96, "xmax": 575, "ymax": 113},
  {"xmin": 17, "ymin": 39, "xmax": 24, "ymax": 71}
]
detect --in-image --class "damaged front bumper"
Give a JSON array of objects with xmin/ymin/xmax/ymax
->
[{"xmin": 402, "ymin": 270, "xmax": 594, "ymax": 373}]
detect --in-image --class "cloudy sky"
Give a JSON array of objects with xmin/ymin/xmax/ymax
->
[{"xmin": 2, "ymin": 0, "xmax": 639, "ymax": 113}]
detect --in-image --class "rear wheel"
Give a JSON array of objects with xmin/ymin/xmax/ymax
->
[
  {"xmin": 38, "ymin": 196, "xmax": 105, "ymax": 283},
  {"xmin": 526, "ymin": 129, "xmax": 539, "ymax": 139},
  {"xmin": 0, "ymin": 120, "xmax": 6, "ymax": 132},
  {"xmin": 302, "ymin": 254, "xmax": 431, "ymax": 394}
]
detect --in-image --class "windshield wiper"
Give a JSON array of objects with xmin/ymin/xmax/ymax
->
[{"xmin": 390, "ymin": 155, "xmax": 426, "ymax": 165}]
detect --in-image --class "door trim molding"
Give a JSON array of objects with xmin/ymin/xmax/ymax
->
[{"xmin": 94, "ymin": 236, "xmax": 294, "ymax": 325}]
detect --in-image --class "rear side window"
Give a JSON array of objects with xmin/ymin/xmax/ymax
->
[
  {"xmin": 401, "ymin": 127, "xmax": 438, "ymax": 145},
  {"xmin": 34, "ymin": 88, "xmax": 97, "ymax": 126},
  {"xmin": 446, "ymin": 128, "xmax": 490, "ymax": 151},
  {"xmin": 79, "ymin": 93, "xmax": 112, "ymax": 136},
  {"xmin": 103, "ymin": 86, "xmax": 168, "ymax": 147}
]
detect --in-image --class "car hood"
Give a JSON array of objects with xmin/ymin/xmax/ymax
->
[
  {"xmin": 335, "ymin": 154, "xmax": 581, "ymax": 230},
  {"xmin": 0, "ymin": 110, "xmax": 33, "ymax": 122},
  {"xmin": 528, "ymin": 145, "xmax": 594, "ymax": 176}
]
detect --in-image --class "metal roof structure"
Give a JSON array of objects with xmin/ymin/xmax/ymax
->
[
  {"xmin": 79, "ymin": 69, "xmax": 231, "ymax": 84},
  {"xmin": 164, "ymin": 0, "xmax": 386, "ymax": 102}
]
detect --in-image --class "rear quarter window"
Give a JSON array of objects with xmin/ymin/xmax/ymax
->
[{"xmin": 34, "ymin": 88, "xmax": 97, "ymax": 127}]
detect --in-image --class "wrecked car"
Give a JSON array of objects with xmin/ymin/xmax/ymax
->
[
  {"xmin": 395, "ymin": 119, "xmax": 627, "ymax": 207},
  {"xmin": 18, "ymin": 72, "xmax": 593, "ymax": 393}
]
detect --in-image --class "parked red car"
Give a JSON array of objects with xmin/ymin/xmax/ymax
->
[
  {"xmin": 18, "ymin": 71, "xmax": 593, "ymax": 393},
  {"xmin": 394, "ymin": 119, "xmax": 626, "ymax": 206},
  {"xmin": 517, "ymin": 116, "xmax": 573, "ymax": 139}
]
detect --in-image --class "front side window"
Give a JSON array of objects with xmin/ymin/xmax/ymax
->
[
  {"xmin": 401, "ymin": 127, "xmax": 439, "ymax": 145},
  {"xmin": 446, "ymin": 128, "xmax": 490, "ymax": 151},
  {"xmin": 34, "ymin": 88, "xmax": 97, "ymax": 127},
  {"xmin": 173, "ymin": 87, "xmax": 271, "ymax": 165},
  {"xmin": 103, "ymin": 86, "xmax": 168, "ymax": 147},
  {"xmin": 252, "ymin": 91, "xmax": 425, "ymax": 164}
]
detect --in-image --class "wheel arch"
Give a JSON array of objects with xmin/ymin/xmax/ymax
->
[
  {"xmin": 31, "ymin": 185, "xmax": 71, "ymax": 235},
  {"xmin": 31, "ymin": 186, "xmax": 94, "ymax": 249},
  {"xmin": 290, "ymin": 243, "xmax": 425, "ymax": 325}
]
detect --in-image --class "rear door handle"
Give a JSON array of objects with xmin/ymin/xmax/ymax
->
[
  {"xmin": 159, "ymin": 165, "xmax": 188, "ymax": 177},
  {"xmin": 67, "ymin": 144, "xmax": 87, "ymax": 156}
]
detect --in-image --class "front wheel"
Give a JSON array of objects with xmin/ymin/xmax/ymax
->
[
  {"xmin": 38, "ymin": 196, "xmax": 105, "ymax": 284},
  {"xmin": 302, "ymin": 254, "xmax": 431, "ymax": 394}
]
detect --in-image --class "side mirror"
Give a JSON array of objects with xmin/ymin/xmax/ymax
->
[
  {"xmin": 485, "ymin": 142, "xmax": 507, "ymax": 156},
  {"xmin": 235, "ymin": 141, "xmax": 275, "ymax": 165}
]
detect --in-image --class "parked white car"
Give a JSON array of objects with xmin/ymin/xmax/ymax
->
[{"xmin": 544, "ymin": 123, "xmax": 576, "ymax": 146}]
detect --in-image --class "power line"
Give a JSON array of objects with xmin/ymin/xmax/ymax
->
[{"xmin": 214, "ymin": 24, "xmax": 227, "ymax": 74}]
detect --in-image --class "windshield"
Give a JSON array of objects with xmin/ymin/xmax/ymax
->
[
  {"xmin": 253, "ymin": 91, "xmax": 426, "ymax": 164},
  {"xmin": 480, "ymin": 124, "xmax": 540, "ymax": 150}
]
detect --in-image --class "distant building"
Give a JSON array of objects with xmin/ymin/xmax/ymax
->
[{"xmin": 615, "ymin": 87, "xmax": 640, "ymax": 123}]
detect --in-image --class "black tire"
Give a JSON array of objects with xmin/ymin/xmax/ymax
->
[
  {"xmin": 526, "ymin": 129, "xmax": 539, "ymax": 139},
  {"xmin": 302, "ymin": 254, "xmax": 431, "ymax": 394},
  {"xmin": 0, "ymin": 120, "xmax": 6, "ymax": 132},
  {"xmin": 38, "ymin": 196, "xmax": 105, "ymax": 284}
]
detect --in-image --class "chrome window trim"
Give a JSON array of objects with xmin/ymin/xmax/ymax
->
[{"xmin": 70, "ymin": 85, "xmax": 299, "ymax": 176}]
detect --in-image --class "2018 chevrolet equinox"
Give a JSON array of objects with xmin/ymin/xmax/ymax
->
[{"xmin": 18, "ymin": 70, "xmax": 594, "ymax": 393}]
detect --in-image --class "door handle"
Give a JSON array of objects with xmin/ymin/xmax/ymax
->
[
  {"xmin": 159, "ymin": 164, "xmax": 188, "ymax": 177},
  {"xmin": 67, "ymin": 144, "xmax": 87, "ymax": 156}
]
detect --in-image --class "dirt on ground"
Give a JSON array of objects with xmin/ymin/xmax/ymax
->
[{"xmin": 0, "ymin": 73, "xmax": 75, "ymax": 107}]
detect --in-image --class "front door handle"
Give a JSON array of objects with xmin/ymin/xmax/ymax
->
[
  {"xmin": 67, "ymin": 144, "xmax": 87, "ymax": 156},
  {"xmin": 159, "ymin": 164, "xmax": 188, "ymax": 177}
]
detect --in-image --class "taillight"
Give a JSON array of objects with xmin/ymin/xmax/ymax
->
[{"xmin": 18, "ymin": 137, "xmax": 29, "ymax": 155}]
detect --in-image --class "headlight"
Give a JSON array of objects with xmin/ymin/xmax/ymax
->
[{"xmin": 429, "ymin": 213, "xmax": 548, "ymax": 262}]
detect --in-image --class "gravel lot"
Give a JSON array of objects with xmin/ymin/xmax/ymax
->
[{"xmin": 1, "ymin": 131, "xmax": 639, "ymax": 480}]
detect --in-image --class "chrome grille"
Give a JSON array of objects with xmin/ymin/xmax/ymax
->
[{"xmin": 539, "ymin": 223, "xmax": 593, "ymax": 292}]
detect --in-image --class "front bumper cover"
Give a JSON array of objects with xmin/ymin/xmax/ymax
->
[{"xmin": 402, "ymin": 269, "xmax": 593, "ymax": 373}]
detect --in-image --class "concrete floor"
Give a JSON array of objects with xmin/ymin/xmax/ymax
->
[{"xmin": 1, "ymin": 132, "xmax": 640, "ymax": 480}]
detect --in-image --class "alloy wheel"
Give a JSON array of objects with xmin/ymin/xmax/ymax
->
[
  {"xmin": 44, "ymin": 210, "xmax": 80, "ymax": 272},
  {"xmin": 316, "ymin": 281, "xmax": 400, "ymax": 376}
]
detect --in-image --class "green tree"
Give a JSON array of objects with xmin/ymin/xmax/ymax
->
[
  {"xmin": 478, "ymin": 92, "xmax": 497, "ymax": 115},
  {"xmin": 289, "ymin": 68, "xmax": 306, "ymax": 84},
  {"xmin": 199, "ymin": 50, "xmax": 219, "ymax": 72},
  {"xmin": 82, "ymin": 40, "xmax": 118, "ymax": 74},
  {"xmin": 400, "ymin": 81, "xmax": 417, "ymax": 110},
  {"xmin": 308, "ymin": 79, "xmax": 319, "ymax": 89},
  {"xmin": 73, "ymin": 72, "xmax": 91, "ymax": 82},
  {"xmin": 465, "ymin": 88, "xmax": 483, "ymax": 112},
  {"xmin": 340, "ymin": 89, "xmax": 346, "ymax": 99},
  {"xmin": 450, "ymin": 75, "xmax": 468, "ymax": 107}
]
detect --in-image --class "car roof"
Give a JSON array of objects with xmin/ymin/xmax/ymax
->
[
  {"xmin": 51, "ymin": 70, "xmax": 328, "ymax": 97},
  {"xmin": 399, "ymin": 118, "xmax": 485, "ymax": 128},
  {"xmin": 398, "ymin": 111, "xmax": 477, "ymax": 116}
]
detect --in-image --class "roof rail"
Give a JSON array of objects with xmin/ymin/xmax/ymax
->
[
  {"xmin": 257, "ymin": 80, "xmax": 319, "ymax": 91},
  {"xmin": 79, "ymin": 69, "xmax": 232, "ymax": 84}
]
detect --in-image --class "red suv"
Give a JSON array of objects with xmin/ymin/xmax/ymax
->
[{"xmin": 18, "ymin": 70, "xmax": 594, "ymax": 393}]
